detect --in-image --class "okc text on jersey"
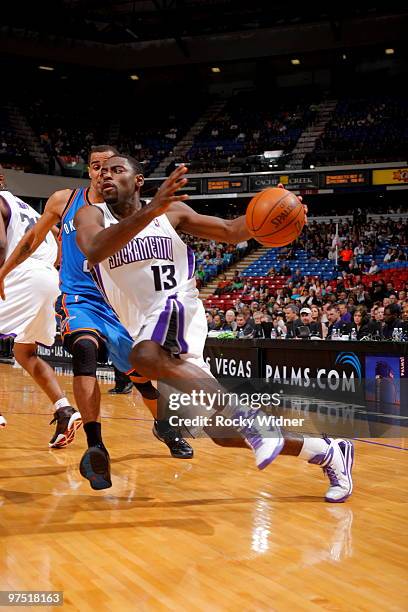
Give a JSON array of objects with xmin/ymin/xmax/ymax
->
[{"xmin": 108, "ymin": 235, "xmax": 174, "ymax": 269}]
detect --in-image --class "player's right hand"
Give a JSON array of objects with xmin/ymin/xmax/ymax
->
[{"xmin": 149, "ymin": 165, "xmax": 189, "ymax": 215}]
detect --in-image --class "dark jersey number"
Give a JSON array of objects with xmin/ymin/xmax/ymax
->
[
  {"xmin": 151, "ymin": 264, "xmax": 177, "ymax": 291},
  {"xmin": 20, "ymin": 213, "xmax": 36, "ymax": 233}
]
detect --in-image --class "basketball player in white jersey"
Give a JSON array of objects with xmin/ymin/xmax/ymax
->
[
  {"xmin": 0, "ymin": 167, "xmax": 82, "ymax": 445},
  {"xmin": 75, "ymin": 155, "xmax": 354, "ymax": 503}
]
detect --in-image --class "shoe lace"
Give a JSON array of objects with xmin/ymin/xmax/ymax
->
[{"xmin": 323, "ymin": 464, "xmax": 340, "ymax": 487}]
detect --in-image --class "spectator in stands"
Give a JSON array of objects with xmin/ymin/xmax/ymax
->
[
  {"xmin": 231, "ymin": 271, "xmax": 243, "ymax": 291},
  {"xmin": 347, "ymin": 306, "xmax": 374, "ymax": 340},
  {"xmin": 385, "ymin": 282, "xmax": 396, "ymax": 298},
  {"xmin": 279, "ymin": 263, "xmax": 291, "ymax": 276},
  {"xmin": 236, "ymin": 313, "xmax": 254, "ymax": 338},
  {"xmin": 311, "ymin": 304, "xmax": 327, "ymax": 338},
  {"xmin": 206, "ymin": 312, "xmax": 216, "ymax": 331},
  {"xmin": 284, "ymin": 305, "xmax": 301, "ymax": 339},
  {"xmin": 382, "ymin": 304, "xmax": 404, "ymax": 339},
  {"xmin": 291, "ymin": 268, "xmax": 304, "ymax": 285},
  {"xmin": 340, "ymin": 243, "xmax": 353, "ymax": 271},
  {"xmin": 402, "ymin": 304, "xmax": 408, "ymax": 323},
  {"xmin": 338, "ymin": 302, "xmax": 352, "ymax": 323},
  {"xmin": 299, "ymin": 307, "xmax": 322, "ymax": 338},
  {"xmin": 383, "ymin": 248, "xmax": 393, "ymax": 263},
  {"xmin": 273, "ymin": 311, "xmax": 287, "ymax": 336},
  {"xmin": 236, "ymin": 240, "xmax": 248, "ymax": 257},
  {"xmin": 212, "ymin": 314, "xmax": 224, "ymax": 331},
  {"xmin": 325, "ymin": 306, "xmax": 343, "ymax": 338},
  {"xmin": 221, "ymin": 310, "xmax": 237, "ymax": 332},
  {"xmin": 368, "ymin": 260, "xmax": 379, "ymax": 275}
]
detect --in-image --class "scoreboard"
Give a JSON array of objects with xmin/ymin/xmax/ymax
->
[
  {"xmin": 206, "ymin": 178, "xmax": 245, "ymax": 193},
  {"xmin": 321, "ymin": 171, "xmax": 370, "ymax": 187}
]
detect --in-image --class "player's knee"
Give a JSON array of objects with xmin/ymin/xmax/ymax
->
[
  {"xmin": 130, "ymin": 342, "xmax": 161, "ymax": 377},
  {"xmin": 13, "ymin": 343, "xmax": 36, "ymax": 361},
  {"xmin": 72, "ymin": 338, "xmax": 98, "ymax": 377}
]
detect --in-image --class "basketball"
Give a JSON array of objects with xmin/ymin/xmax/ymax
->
[{"xmin": 246, "ymin": 187, "xmax": 305, "ymax": 247}]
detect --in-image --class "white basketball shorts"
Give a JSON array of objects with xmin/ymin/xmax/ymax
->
[{"xmin": 0, "ymin": 262, "xmax": 59, "ymax": 346}]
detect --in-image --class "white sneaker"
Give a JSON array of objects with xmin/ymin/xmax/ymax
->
[
  {"xmin": 238, "ymin": 409, "xmax": 284, "ymax": 469},
  {"xmin": 309, "ymin": 437, "xmax": 354, "ymax": 502},
  {"xmin": 0, "ymin": 414, "xmax": 6, "ymax": 427}
]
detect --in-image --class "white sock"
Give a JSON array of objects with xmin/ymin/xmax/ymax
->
[
  {"xmin": 299, "ymin": 436, "xmax": 329, "ymax": 461},
  {"xmin": 54, "ymin": 397, "xmax": 71, "ymax": 411}
]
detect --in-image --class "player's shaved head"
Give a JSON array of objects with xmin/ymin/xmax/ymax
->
[{"xmin": 107, "ymin": 154, "xmax": 145, "ymax": 176}]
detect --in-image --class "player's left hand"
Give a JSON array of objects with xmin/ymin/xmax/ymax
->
[{"xmin": 277, "ymin": 183, "xmax": 308, "ymax": 224}]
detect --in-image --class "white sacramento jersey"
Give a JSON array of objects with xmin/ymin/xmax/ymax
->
[
  {"xmin": 95, "ymin": 202, "xmax": 197, "ymax": 314},
  {"xmin": 1, "ymin": 190, "xmax": 57, "ymax": 268}
]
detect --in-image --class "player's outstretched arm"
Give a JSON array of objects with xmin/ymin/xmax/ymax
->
[
  {"xmin": 168, "ymin": 182, "xmax": 307, "ymax": 243},
  {"xmin": 168, "ymin": 202, "xmax": 252, "ymax": 243},
  {"xmin": 0, "ymin": 189, "xmax": 70, "ymax": 299},
  {"xmin": 75, "ymin": 165, "xmax": 189, "ymax": 266}
]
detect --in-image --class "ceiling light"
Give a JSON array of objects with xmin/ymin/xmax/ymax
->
[
  {"xmin": 129, "ymin": 74, "xmax": 139, "ymax": 80},
  {"xmin": 385, "ymin": 48, "xmax": 394, "ymax": 55},
  {"xmin": 291, "ymin": 58, "xmax": 300, "ymax": 65},
  {"xmin": 211, "ymin": 67, "xmax": 221, "ymax": 73},
  {"xmin": 310, "ymin": 164, "xmax": 315, "ymax": 169},
  {"xmin": 342, "ymin": 53, "xmax": 347, "ymax": 60},
  {"xmin": 38, "ymin": 65, "xmax": 54, "ymax": 71}
]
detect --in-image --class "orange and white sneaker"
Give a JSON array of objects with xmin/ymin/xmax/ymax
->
[
  {"xmin": 0, "ymin": 413, "xmax": 6, "ymax": 427},
  {"xmin": 49, "ymin": 406, "xmax": 82, "ymax": 448}
]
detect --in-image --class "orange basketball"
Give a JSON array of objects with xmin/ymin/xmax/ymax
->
[{"xmin": 246, "ymin": 187, "xmax": 305, "ymax": 247}]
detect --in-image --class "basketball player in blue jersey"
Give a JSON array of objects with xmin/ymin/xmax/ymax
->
[
  {"xmin": 0, "ymin": 146, "xmax": 193, "ymax": 489},
  {"xmin": 75, "ymin": 156, "xmax": 354, "ymax": 502}
]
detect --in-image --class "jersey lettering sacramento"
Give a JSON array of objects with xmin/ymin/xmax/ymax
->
[{"xmin": 109, "ymin": 235, "xmax": 173, "ymax": 269}]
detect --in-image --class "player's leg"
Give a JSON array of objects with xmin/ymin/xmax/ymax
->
[
  {"xmin": 108, "ymin": 366, "xmax": 133, "ymax": 394},
  {"xmin": 55, "ymin": 294, "xmax": 112, "ymax": 489},
  {"xmin": 131, "ymin": 341, "xmax": 353, "ymax": 502},
  {"xmin": 106, "ymin": 322, "xmax": 194, "ymax": 459},
  {"xmin": 68, "ymin": 332, "xmax": 112, "ymax": 490},
  {"xmin": 0, "ymin": 266, "xmax": 81, "ymax": 446},
  {"xmin": 129, "ymin": 372, "xmax": 194, "ymax": 459},
  {"xmin": 13, "ymin": 342, "xmax": 81, "ymax": 447}
]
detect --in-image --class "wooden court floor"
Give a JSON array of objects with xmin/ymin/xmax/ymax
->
[{"xmin": 1, "ymin": 363, "xmax": 407, "ymax": 611}]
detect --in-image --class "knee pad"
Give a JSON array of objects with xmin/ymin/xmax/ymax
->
[
  {"xmin": 72, "ymin": 339, "xmax": 98, "ymax": 377},
  {"xmin": 133, "ymin": 380, "xmax": 159, "ymax": 400}
]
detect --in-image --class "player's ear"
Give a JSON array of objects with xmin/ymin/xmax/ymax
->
[{"xmin": 135, "ymin": 174, "xmax": 144, "ymax": 189}]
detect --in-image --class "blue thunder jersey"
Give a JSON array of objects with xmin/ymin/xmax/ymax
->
[{"xmin": 59, "ymin": 188, "xmax": 101, "ymax": 298}]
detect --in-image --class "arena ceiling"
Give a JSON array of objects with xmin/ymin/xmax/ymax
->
[{"xmin": 1, "ymin": 3, "xmax": 407, "ymax": 70}]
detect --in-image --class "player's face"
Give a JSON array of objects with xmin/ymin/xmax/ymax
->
[
  {"xmin": 101, "ymin": 157, "xmax": 142, "ymax": 205},
  {"xmin": 88, "ymin": 151, "xmax": 117, "ymax": 194}
]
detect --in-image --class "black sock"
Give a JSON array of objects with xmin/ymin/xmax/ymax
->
[
  {"xmin": 84, "ymin": 422, "xmax": 104, "ymax": 448},
  {"xmin": 154, "ymin": 418, "xmax": 175, "ymax": 436}
]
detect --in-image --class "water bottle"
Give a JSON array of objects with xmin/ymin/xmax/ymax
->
[
  {"xmin": 350, "ymin": 328, "xmax": 357, "ymax": 341},
  {"xmin": 271, "ymin": 328, "xmax": 277, "ymax": 339},
  {"xmin": 237, "ymin": 328, "xmax": 244, "ymax": 339},
  {"xmin": 392, "ymin": 328, "xmax": 398, "ymax": 342},
  {"xmin": 332, "ymin": 329, "xmax": 338, "ymax": 340},
  {"xmin": 398, "ymin": 328, "xmax": 403, "ymax": 342}
]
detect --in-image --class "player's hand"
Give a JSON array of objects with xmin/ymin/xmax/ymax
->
[
  {"xmin": 277, "ymin": 182, "xmax": 308, "ymax": 224},
  {"xmin": 149, "ymin": 165, "xmax": 189, "ymax": 215}
]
